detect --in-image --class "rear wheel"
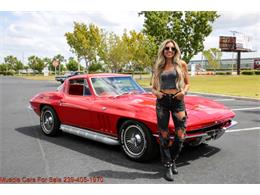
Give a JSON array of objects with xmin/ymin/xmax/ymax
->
[
  {"xmin": 40, "ymin": 105, "xmax": 61, "ymax": 136},
  {"xmin": 119, "ymin": 120, "xmax": 159, "ymax": 162}
]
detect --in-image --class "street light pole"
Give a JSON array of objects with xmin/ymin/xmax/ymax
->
[{"xmin": 230, "ymin": 30, "xmax": 239, "ymax": 74}]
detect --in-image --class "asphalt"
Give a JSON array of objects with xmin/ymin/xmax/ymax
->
[{"xmin": 0, "ymin": 76, "xmax": 259, "ymax": 184}]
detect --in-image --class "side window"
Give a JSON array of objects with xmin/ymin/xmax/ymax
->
[
  {"xmin": 68, "ymin": 78, "xmax": 91, "ymax": 96},
  {"xmin": 83, "ymin": 79, "xmax": 91, "ymax": 96}
]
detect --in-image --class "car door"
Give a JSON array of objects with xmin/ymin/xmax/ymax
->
[{"xmin": 58, "ymin": 78, "xmax": 95, "ymax": 129}]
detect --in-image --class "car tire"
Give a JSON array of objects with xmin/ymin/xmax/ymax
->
[
  {"xmin": 119, "ymin": 120, "xmax": 159, "ymax": 162},
  {"xmin": 40, "ymin": 105, "xmax": 61, "ymax": 136}
]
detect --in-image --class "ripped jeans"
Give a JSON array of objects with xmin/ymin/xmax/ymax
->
[{"xmin": 156, "ymin": 94, "xmax": 187, "ymax": 167}]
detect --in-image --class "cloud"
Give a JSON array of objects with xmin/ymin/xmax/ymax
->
[
  {"xmin": 0, "ymin": 11, "xmax": 145, "ymax": 63},
  {"xmin": 192, "ymin": 11, "xmax": 260, "ymax": 60},
  {"xmin": 214, "ymin": 11, "xmax": 260, "ymax": 29},
  {"xmin": 0, "ymin": 11, "xmax": 259, "ymax": 64}
]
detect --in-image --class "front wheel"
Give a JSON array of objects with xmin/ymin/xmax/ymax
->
[
  {"xmin": 40, "ymin": 105, "xmax": 61, "ymax": 136},
  {"xmin": 119, "ymin": 120, "xmax": 159, "ymax": 162}
]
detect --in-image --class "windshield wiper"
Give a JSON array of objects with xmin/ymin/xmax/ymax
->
[
  {"xmin": 113, "ymin": 92, "xmax": 130, "ymax": 98},
  {"xmin": 114, "ymin": 90, "xmax": 143, "ymax": 98}
]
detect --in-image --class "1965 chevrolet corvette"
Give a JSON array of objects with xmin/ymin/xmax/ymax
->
[{"xmin": 29, "ymin": 73, "xmax": 237, "ymax": 161}]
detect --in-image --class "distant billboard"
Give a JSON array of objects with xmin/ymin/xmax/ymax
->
[
  {"xmin": 219, "ymin": 36, "xmax": 236, "ymax": 51},
  {"xmin": 219, "ymin": 35, "xmax": 253, "ymax": 52}
]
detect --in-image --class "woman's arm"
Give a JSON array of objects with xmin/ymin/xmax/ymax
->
[
  {"xmin": 175, "ymin": 60, "xmax": 190, "ymax": 100},
  {"xmin": 152, "ymin": 86, "xmax": 164, "ymax": 99},
  {"xmin": 181, "ymin": 60, "xmax": 190, "ymax": 94},
  {"xmin": 151, "ymin": 74, "xmax": 164, "ymax": 99}
]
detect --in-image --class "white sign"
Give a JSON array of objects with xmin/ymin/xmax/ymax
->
[
  {"xmin": 191, "ymin": 64, "xmax": 196, "ymax": 76},
  {"xmin": 43, "ymin": 67, "xmax": 49, "ymax": 76}
]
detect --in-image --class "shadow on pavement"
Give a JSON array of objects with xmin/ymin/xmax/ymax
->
[{"xmin": 15, "ymin": 125, "xmax": 221, "ymax": 180}]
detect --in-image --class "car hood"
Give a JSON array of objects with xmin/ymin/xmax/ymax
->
[{"xmin": 104, "ymin": 93, "xmax": 235, "ymax": 130}]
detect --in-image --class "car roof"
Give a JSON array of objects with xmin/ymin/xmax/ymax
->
[{"xmin": 69, "ymin": 73, "xmax": 131, "ymax": 79}]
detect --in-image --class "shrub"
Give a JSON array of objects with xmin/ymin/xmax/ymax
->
[
  {"xmin": 254, "ymin": 70, "xmax": 260, "ymax": 75},
  {"xmin": 241, "ymin": 70, "xmax": 254, "ymax": 75},
  {"xmin": 7, "ymin": 70, "xmax": 15, "ymax": 75},
  {"xmin": 216, "ymin": 72, "xmax": 226, "ymax": 75},
  {"xmin": 216, "ymin": 71, "xmax": 231, "ymax": 75},
  {"xmin": 0, "ymin": 70, "xmax": 15, "ymax": 75}
]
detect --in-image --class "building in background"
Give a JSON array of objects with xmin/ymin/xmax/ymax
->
[{"xmin": 189, "ymin": 57, "xmax": 259, "ymax": 71}]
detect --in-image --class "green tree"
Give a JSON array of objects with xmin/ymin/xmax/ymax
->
[
  {"xmin": 14, "ymin": 61, "xmax": 24, "ymax": 71},
  {"xmin": 53, "ymin": 54, "xmax": 65, "ymax": 63},
  {"xmin": 53, "ymin": 54, "xmax": 66, "ymax": 74},
  {"xmin": 139, "ymin": 11, "xmax": 219, "ymax": 62},
  {"xmin": 27, "ymin": 56, "xmax": 45, "ymax": 73},
  {"xmin": 142, "ymin": 35, "xmax": 158, "ymax": 70},
  {"xmin": 65, "ymin": 22, "xmax": 103, "ymax": 72},
  {"xmin": 0, "ymin": 63, "xmax": 8, "ymax": 73},
  {"xmin": 66, "ymin": 57, "xmax": 81, "ymax": 71},
  {"xmin": 99, "ymin": 32, "xmax": 128, "ymax": 73},
  {"xmin": 122, "ymin": 30, "xmax": 145, "ymax": 73},
  {"xmin": 202, "ymin": 48, "xmax": 222, "ymax": 73},
  {"xmin": 43, "ymin": 57, "xmax": 53, "ymax": 72},
  {"xmin": 88, "ymin": 61, "xmax": 104, "ymax": 73},
  {"xmin": 43, "ymin": 57, "xmax": 52, "ymax": 66},
  {"xmin": 122, "ymin": 30, "xmax": 157, "ymax": 78},
  {"xmin": 4, "ymin": 55, "xmax": 19, "ymax": 71}
]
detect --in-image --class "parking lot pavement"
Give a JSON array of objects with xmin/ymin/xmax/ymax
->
[{"xmin": 0, "ymin": 77, "xmax": 259, "ymax": 184}]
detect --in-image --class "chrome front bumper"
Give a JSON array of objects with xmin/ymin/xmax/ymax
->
[
  {"xmin": 153, "ymin": 120, "xmax": 238, "ymax": 141},
  {"xmin": 185, "ymin": 120, "xmax": 238, "ymax": 140},
  {"xmin": 27, "ymin": 104, "xmax": 33, "ymax": 111}
]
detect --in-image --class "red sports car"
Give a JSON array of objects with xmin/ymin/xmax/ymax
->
[{"xmin": 29, "ymin": 73, "xmax": 237, "ymax": 161}]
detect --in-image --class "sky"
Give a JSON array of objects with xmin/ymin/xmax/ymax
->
[{"xmin": 0, "ymin": 10, "xmax": 259, "ymax": 64}]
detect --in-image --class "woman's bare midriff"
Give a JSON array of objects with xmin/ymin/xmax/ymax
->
[{"xmin": 160, "ymin": 88, "xmax": 180, "ymax": 95}]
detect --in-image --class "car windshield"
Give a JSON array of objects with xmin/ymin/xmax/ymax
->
[
  {"xmin": 91, "ymin": 76, "xmax": 145, "ymax": 96},
  {"xmin": 64, "ymin": 72, "xmax": 72, "ymax": 76}
]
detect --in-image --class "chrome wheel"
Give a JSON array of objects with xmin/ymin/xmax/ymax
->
[
  {"xmin": 122, "ymin": 124, "xmax": 146, "ymax": 158},
  {"xmin": 41, "ymin": 110, "xmax": 54, "ymax": 134},
  {"xmin": 40, "ymin": 106, "xmax": 60, "ymax": 136},
  {"xmin": 120, "ymin": 120, "xmax": 159, "ymax": 161}
]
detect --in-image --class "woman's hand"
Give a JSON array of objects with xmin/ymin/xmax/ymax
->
[
  {"xmin": 152, "ymin": 88, "xmax": 164, "ymax": 99},
  {"xmin": 155, "ymin": 91, "xmax": 164, "ymax": 99},
  {"xmin": 175, "ymin": 91, "xmax": 185, "ymax": 100}
]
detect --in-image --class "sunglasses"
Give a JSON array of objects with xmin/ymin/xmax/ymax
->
[{"xmin": 164, "ymin": 47, "xmax": 177, "ymax": 52}]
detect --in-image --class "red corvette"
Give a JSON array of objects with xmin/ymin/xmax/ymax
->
[{"xmin": 29, "ymin": 73, "xmax": 237, "ymax": 161}]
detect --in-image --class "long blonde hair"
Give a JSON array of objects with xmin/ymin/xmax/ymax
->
[{"xmin": 152, "ymin": 39, "xmax": 185, "ymax": 91}]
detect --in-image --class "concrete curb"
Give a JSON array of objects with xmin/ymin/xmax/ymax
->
[
  {"xmin": 188, "ymin": 92, "xmax": 260, "ymax": 102},
  {"xmin": 143, "ymin": 87, "xmax": 260, "ymax": 102}
]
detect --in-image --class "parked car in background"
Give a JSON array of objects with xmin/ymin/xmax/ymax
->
[
  {"xmin": 29, "ymin": 73, "xmax": 237, "ymax": 162},
  {"xmin": 254, "ymin": 58, "xmax": 260, "ymax": 69},
  {"xmin": 55, "ymin": 71, "xmax": 81, "ymax": 83}
]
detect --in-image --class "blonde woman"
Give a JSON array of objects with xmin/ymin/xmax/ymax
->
[{"xmin": 152, "ymin": 39, "xmax": 190, "ymax": 181}]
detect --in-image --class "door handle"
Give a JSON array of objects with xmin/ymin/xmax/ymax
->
[
  {"xmin": 59, "ymin": 100, "xmax": 67, "ymax": 105},
  {"xmin": 102, "ymin": 107, "xmax": 107, "ymax": 111}
]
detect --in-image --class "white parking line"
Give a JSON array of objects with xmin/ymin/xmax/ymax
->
[
  {"xmin": 226, "ymin": 127, "xmax": 260, "ymax": 133},
  {"xmin": 231, "ymin": 107, "xmax": 260, "ymax": 111},
  {"xmin": 214, "ymin": 98, "xmax": 235, "ymax": 101}
]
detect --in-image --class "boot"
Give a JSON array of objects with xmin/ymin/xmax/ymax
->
[
  {"xmin": 164, "ymin": 166, "xmax": 174, "ymax": 181},
  {"xmin": 172, "ymin": 161, "xmax": 178, "ymax": 175}
]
